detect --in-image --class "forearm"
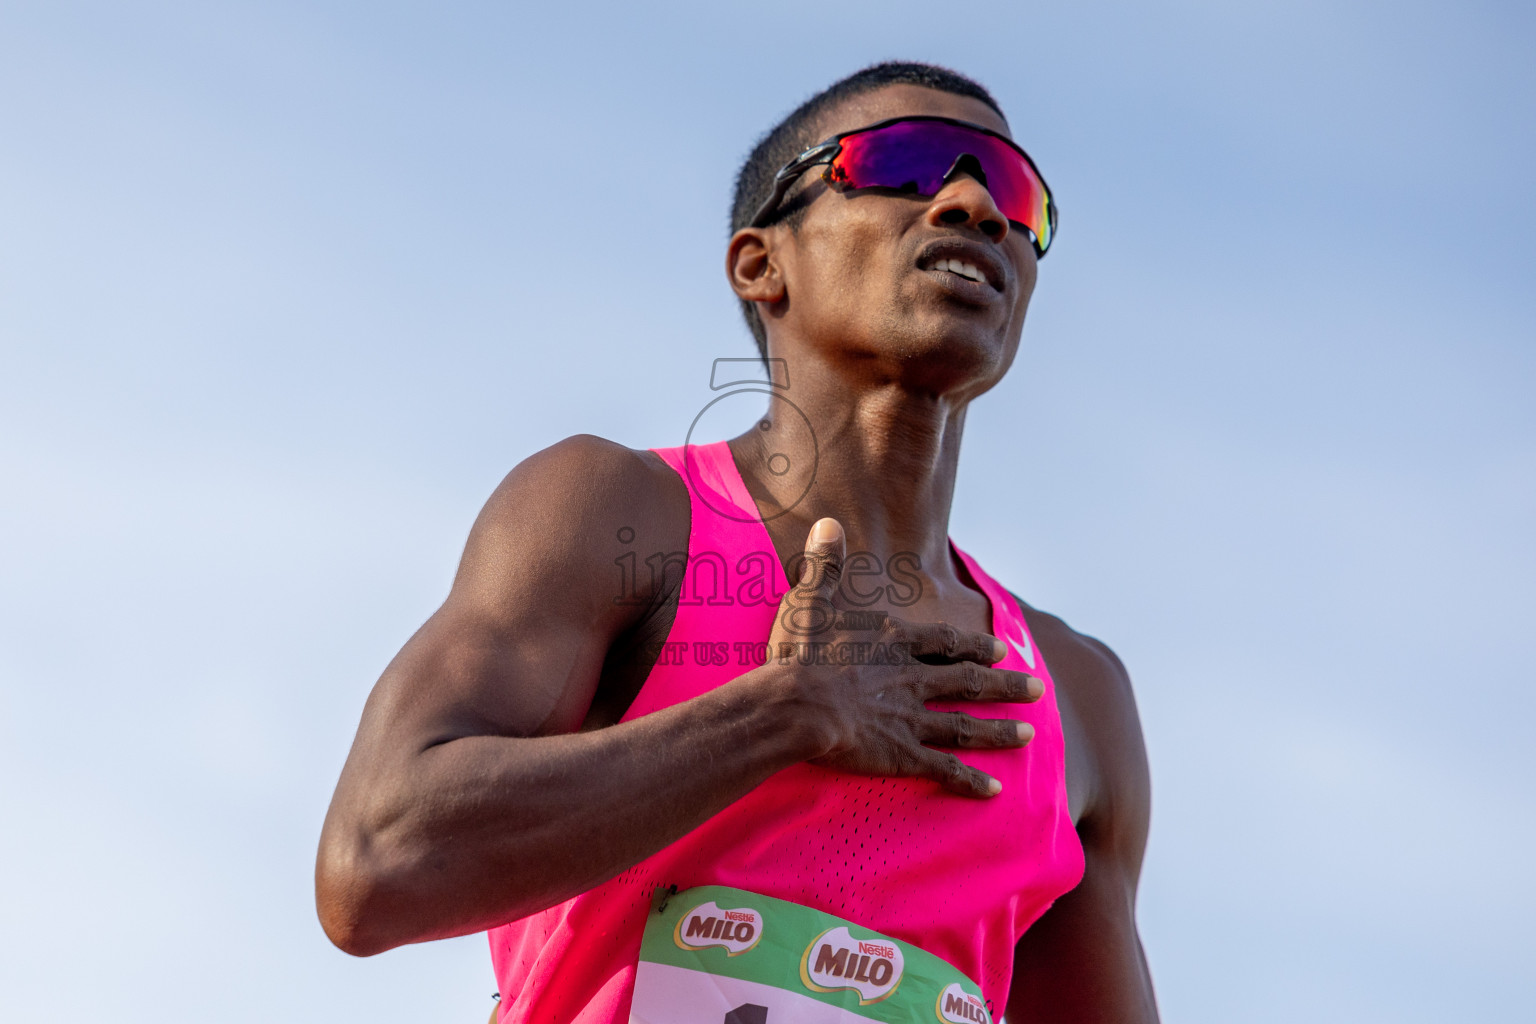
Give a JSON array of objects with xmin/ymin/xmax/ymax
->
[{"xmin": 316, "ymin": 667, "xmax": 819, "ymax": 955}]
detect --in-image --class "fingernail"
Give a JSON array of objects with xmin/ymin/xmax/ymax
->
[
  {"xmin": 984, "ymin": 776, "xmax": 1002, "ymax": 796},
  {"xmin": 1026, "ymin": 675, "xmax": 1045, "ymax": 699},
  {"xmin": 990, "ymin": 637, "xmax": 1006, "ymax": 661},
  {"xmin": 810, "ymin": 518, "xmax": 839, "ymax": 544},
  {"xmin": 1015, "ymin": 722, "xmax": 1035, "ymax": 744}
]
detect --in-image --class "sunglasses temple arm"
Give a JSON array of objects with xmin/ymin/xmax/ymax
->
[{"xmin": 746, "ymin": 143, "xmax": 839, "ymax": 228}]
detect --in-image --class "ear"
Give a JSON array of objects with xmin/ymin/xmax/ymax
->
[{"xmin": 725, "ymin": 227, "xmax": 787, "ymax": 305}]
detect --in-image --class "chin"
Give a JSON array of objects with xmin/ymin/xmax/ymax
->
[{"xmin": 889, "ymin": 325, "xmax": 1012, "ymax": 392}]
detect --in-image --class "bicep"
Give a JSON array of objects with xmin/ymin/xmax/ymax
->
[
  {"xmin": 328, "ymin": 572, "xmax": 619, "ymax": 835},
  {"xmin": 365, "ymin": 600, "xmax": 612, "ymax": 753},
  {"xmin": 337, "ymin": 436, "xmax": 680, "ymax": 783}
]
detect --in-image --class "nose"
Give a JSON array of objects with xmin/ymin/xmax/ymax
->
[{"xmin": 925, "ymin": 159, "xmax": 1009, "ymax": 242}]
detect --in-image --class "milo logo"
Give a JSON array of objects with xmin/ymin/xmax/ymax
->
[
  {"xmin": 672, "ymin": 900, "xmax": 763, "ymax": 956},
  {"xmin": 935, "ymin": 982, "xmax": 990, "ymax": 1023},
  {"xmin": 799, "ymin": 926, "xmax": 904, "ymax": 1005}
]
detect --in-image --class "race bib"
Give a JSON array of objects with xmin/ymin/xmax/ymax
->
[{"xmin": 631, "ymin": 885, "xmax": 992, "ymax": 1024}]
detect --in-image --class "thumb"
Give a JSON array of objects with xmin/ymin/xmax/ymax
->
[
  {"xmin": 771, "ymin": 517, "xmax": 845, "ymax": 646},
  {"xmin": 796, "ymin": 517, "xmax": 846, "ymax": 597}
]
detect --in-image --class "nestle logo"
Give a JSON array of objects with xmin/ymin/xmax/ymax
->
[{"xmin": 857, "ymin": 941, "xmax": 895, "ymax": 958}]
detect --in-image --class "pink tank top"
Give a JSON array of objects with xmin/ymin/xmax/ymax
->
[{"xmin": 489, "ymin": 442, "xmax": 1083, "ymax": 1021}]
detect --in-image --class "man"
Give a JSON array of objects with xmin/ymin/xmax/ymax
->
[{"xmin": 317, "ymin": 62, "xmax": 1158, "ymax": 1023}]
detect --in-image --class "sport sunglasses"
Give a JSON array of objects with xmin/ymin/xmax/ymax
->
[{"xmin": 748, "ymin": 115, "xmax": 1057, "ymax": 256}]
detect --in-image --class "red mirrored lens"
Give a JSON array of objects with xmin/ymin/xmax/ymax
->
[{"xmin": 829, "ymin": 121, "xmax": 1053, "ymax": 252}]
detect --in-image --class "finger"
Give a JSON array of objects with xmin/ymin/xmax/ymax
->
[
  {"xmin": 899, "ymin": 620, "xmax": 1005, "ymax": 665},
  {"xmin": 916, "ymin": 711, "xmax": 1034, "ymax": 750},
  {"xmin": 914, "ymin": 747, "xmax": 1002, "ymax": 798},
  {"xmin": 914, "ymin": 661, "xmax": 1045, "ymax": 703},
  {"xmin": 772, "ymin": 518, "xmax": 847, "ymax": 643},
  {"xmin": 793, "ymin": 517, "xmax": 846, "ymax": 596}
]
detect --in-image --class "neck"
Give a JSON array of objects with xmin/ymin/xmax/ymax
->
[{"xmin": 728, "ymin": 346, "xmax": 972, "ymax": 580}]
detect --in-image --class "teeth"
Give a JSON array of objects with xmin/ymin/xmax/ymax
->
[{"xmin": 934, "ymin": 258, "xmax": 985, "ymax": 283}]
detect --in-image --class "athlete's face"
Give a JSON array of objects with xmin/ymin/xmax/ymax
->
[{"xmin": 736, "ymin": 84, "xmax": 1038, "ymax": 396}]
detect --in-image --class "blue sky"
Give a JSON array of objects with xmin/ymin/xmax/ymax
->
[{"xmin": 1, "ymin": 2, "xmax": 1532, "ymax": 1021}]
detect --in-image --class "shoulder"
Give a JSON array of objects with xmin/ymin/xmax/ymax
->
[
  {"xmin": 482, "ymin": 434, "xmax": 683, "ymax": 524},
  {"xmin": 452, "ymin": 435, "xmax": 691, "ymax": 614},
  {"xmin": 1010, "ymin": 595, "xmax": 1141, "ymax": 760},
  {"xmin": 1007, "ymin": 592, "xmax": 1151, "ymax": 855}
]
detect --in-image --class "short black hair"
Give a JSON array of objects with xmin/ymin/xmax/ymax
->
[{"xmin": 730, "ymin": 61, "xmax": 1005, "ymax": 359}]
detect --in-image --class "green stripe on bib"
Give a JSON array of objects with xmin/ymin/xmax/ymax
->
[{"xmin": 631, "ymin": 885, "xmax": 991, "ymax": 1024}]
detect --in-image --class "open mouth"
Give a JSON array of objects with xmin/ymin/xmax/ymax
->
[
  {"xmin": 929, "ymin": 258, "xmax": 989, "ymax": 285},
  {"xmin": 915, "ymin": 240, "xmax": 1006, "ymax": 293}
]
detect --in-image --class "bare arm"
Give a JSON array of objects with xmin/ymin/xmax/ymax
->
[
  {"xmin": 1006, "ymin": 614, "xmax": 1158, "ymax": 1023},
  {"xmin": 315, "ymin": 436, "xmax": 1042, "ymax": 956}
]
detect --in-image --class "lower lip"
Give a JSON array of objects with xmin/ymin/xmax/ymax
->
[{"xmin": 921, "ymin": 267, "xmax": 1001, "ymax": 304}]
